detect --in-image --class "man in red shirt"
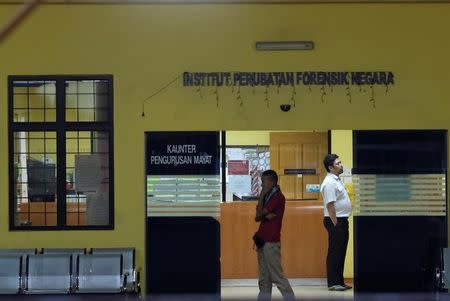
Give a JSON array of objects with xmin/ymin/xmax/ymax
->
[{"xmin": 255, "ymin": 170, "xmax": 295, "ymax": 301}]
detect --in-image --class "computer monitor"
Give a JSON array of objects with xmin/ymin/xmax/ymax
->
[{"xmin": 27, "ymin": 158, "xmax": 56, "ymax": 202}]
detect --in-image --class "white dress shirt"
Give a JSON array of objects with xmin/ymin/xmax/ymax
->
[{"xmin": 320, "ymin": 173, "xmax": 352, "ymax": 217}]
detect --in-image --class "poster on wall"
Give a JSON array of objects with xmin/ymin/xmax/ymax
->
[
  {"xmin": 228, "ymin": 160, "xmax": 249, "ymax": 175},
  {"xmin": 146, "ymin": 131, "xmax": 220, "ymax": 176}
]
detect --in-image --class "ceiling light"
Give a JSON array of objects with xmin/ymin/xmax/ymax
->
[{"xmin": 255, "ymin": 41, "xmax": 314, "ymax": 51}]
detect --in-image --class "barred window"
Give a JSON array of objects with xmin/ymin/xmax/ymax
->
[{"xmin": 9, "ymin": 76, "xmax": 114, "ymax": 230}]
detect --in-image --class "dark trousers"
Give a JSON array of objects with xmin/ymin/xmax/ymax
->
[{"xmin": 323, "ymin": 217, "xmax": 349, "ymax": 287}]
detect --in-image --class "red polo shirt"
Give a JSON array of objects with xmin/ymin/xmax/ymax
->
[{"xmin": 256, "ymin": 191, "xmax": 286, "ymax": 242}]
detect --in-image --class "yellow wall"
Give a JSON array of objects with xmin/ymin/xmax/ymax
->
[
  {"xmin": 226, "ymin": 130, "xmax": 327, "ymax": 145},
  {"xmin": 2, "ymin": 3, "xmax": 450, "ymax": 290},
  {"xmin": 227, "ymin": 131, "xmax": 271, "ymax": 145},
  {"xmin": 331, "ymin": 130, "xmax": 353, "ymax": 278}
]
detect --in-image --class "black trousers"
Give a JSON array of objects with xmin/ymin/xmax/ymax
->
[{"xmin": 323, "ymin": 217, "xmax": 349, "ymax": 287}]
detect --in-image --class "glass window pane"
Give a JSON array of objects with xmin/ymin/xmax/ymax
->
[
  {"xmin": 66, "ymin": 81, "xmax": 78, "ymax": 94},
  {"xmin": 29, "ymin": 109, "xmax": 45, "ymax": 122},
  {"xmin": 16, "ymin": 168, "xmax": 26, "ymax": 179},
  {"xmin": 13, "ymin": 110, "xmax": 28, "ymax": 122},
  {"xmin": 10, "ymin": 77, "xmax": 113, "ymax": 229},
  {"xmin": 68, "ymin": 131, "xmax": 110, "ymax": 226},
  {"xmin": 94, "ymin": 80, "xmax": 109, "ymax": 94},
  {"xmin": 45, "ymin": 132, "xmax": 56, "ymax": 139},
  {"xmin": 93, "ymin": 134, "xmax": 109, "ymax": 153},
  {"xmin": 13, "ymin": 131, "xmax": 57, "ymax": 227},
  {"xmin": 29, "ymin": 132, "xmax": 45, "ymax": 139},
  {"xmin": 44, "ymin": 154, "xmax": 57, "ymax": 163},
  {"xmin": 27, "ymin": 160, "xmax": 57, "ymax": 202},
  {"xmin": 78, "ymin": 109, "xmax": 94, "ymax": 122},
  {"xmin": 66, "ymin": 94, "xmax": 77, "ymax": 109},
  {"xmin": 45, "ymin": 139, "xmax": 57, "ymax": 153},
  {"xmin": 46, "ymin": 213, "xmax": 57, "ymax": 226},
  {"xmin": 66, "ymin": 139, "xmax": 79, "ymax": 153},
  {"xmin": 64, "ymin": 80, "xmax": 110, "ymax": 122},
  {"xmin": 12, "ymin": 80, "xmax": 56, "ymax": 124},
  {"xmin": 29, "ymin": 94, "xmax": 44, "ymax": 108},
  {"xmin": 78, "ymin": 138, "xmax": 91, "ymax": 153},
  {"xmin": 44, "ymin": 81, "xmax": 56, "ymax": 94},
  {"xmin": 79, "ymin": 94, "xmax": 94, "ymax": 108},
  {"xmin": 45, "ymin": 109, "xmax": 56, "ymax": 122},
  {"xmin": 66, "ymin": 109, "xmax": 77, "ymax": 121},
  {"xmin": 66, "ymin": 212, "xmax": 86, "ymax": 226},
  {"xmin": 66, "ymin": 154, "xmax": 75, "ymax": 169},
  {"xmin": 17, "ymin": 213, "xmax": 31, "ymax": 227},
  {"xmin": 79, "ymin": 132, "xmax": 91, "ymax": 139},
  {"xmin": 66, "ymin": 168, "xmax": 75, "ymax": 192},
  {"xmin": 78, "ymin": 81, "xmax": 94, "ymax": 94},
  {"xmin": 45, "ymin": 95, "xmax": 56, "ymax": 109},
  {"xmin": 14, "ymin": 94, "xmax": 28, "ymax": 108},
  {"xmin": 95, "ymin": 90, "xmax": 109, "ymax": 109},
  {"xmin": 29, "ymin": 139, "xmax": 45, "ymax": 153},
  {"xmin": 95, "ymin": 109, "xmax": 109, "ymax": 122},
  {"xmin": 29, "ymin": 213, "xmax": 45, "ymax": 226},
  {"xmin": 16, "ymin": 200, "xmax": 57, "ymax": 226},
  {"xmin": 29, "ymin": 202, "xmax": 45, "ymax": 212},
  {"xmin": 13, "ymin": 83, "xmax": 28, "ymax": 94},
  {"xmin": 46, "ymin": 202, "xmax": 57, "ymax": 213},
  {"xmin": 66, "ymin": 131, "xmax": 78, "ymax": 139}
]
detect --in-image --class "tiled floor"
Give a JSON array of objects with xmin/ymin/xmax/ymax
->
[
  {"xmin": 221, "ymin": 279, "xmax": 353, "ymax": 300},
  {"xmin": 1, "ymin": 280, "xmax": 449, "ymax": 301},
  {"xmin": 222, "ymin": 285, "xmax": 353, "ymax": 300},
  {"xmin": 220, "ymin": 279, "xmax": 450, "ymax": 301}
]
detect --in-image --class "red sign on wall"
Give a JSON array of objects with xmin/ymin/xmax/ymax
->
[{"xmin": 228, "ymin": 160, "xmax": 249, "ymax": 175}]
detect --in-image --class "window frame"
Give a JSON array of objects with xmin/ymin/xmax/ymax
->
[{"xmin": 8, "ymin": 75, "xmax": 114, "ymax": 231}]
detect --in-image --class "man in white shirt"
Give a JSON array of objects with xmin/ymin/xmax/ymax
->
[{"xmin": 320, "ymin": 154, "xmax": 352, "ymax": 291}]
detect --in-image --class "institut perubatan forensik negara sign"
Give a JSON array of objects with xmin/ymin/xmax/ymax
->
[{"xmin": 183, "ymin": 71, "xmax": 394, "ymax": 87}]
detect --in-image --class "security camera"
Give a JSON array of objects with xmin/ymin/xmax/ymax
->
[{"xmin": 280, "ymin": 104, "xmax": 292, "ymax": 112}]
